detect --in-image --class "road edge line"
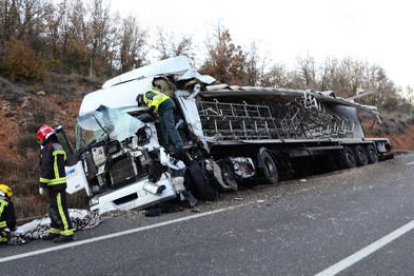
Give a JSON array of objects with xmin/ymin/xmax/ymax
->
[
  {"xmin": 315, "ymin": 219, "xmax": 414, "ymax": 276},
  {"xmin": 0, "ymin": 204, "xmax": 244, "ymax": 263}
]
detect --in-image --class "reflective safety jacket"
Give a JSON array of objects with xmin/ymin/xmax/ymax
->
[
  {"xmin": 143, "ymin": 89, "xmax": 175, "ymax": 113},
  {"xmin": 39, "ymin": 142, "xmax": 67, "ymax": 190},
  {"xmin": 0, "ymin": 195, "xmax": 16, "ymax": 231}
]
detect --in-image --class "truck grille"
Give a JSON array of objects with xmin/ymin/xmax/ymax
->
[{"xmin": 109, "ymin": 157, "xmax": 138, "ymax": 187}]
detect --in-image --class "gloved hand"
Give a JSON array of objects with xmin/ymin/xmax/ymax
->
[
  {"xmin": 146, "ymin": 106, "xmax": 156, "ymax": 116},
  {"xmin": 39, "ymin": 187, "xmax": 46, "ymax": 196}
]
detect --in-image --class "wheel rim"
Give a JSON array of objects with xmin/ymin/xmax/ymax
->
[
  {"xmin": 368, "ymin": 147, "xmax": 378, "ymax": 163},
  {"xmin": 356, "ymin": 147, "xmax": 368, "ymax": 164},
  {"xmin": 264, "ymin": 157, "xmax": 276, "ymax": 176},
  {"xmin": 347, "ymin": 151, "xmax": 355, "ymax": 164}
]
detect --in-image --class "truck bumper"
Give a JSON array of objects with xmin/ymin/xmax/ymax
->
[{"xmin": 90, "ymin": 174, "xmax": 177, "ymax": 214}]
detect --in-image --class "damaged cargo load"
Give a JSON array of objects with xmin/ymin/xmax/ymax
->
[{"xmin": 61, "ymin": 56, "xmax": 391, "ymax": 215}]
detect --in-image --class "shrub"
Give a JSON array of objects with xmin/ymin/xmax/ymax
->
[
  {"xmin": 0, "ymin": 158, "xmax": 20, "ymax": 179},
  {"xmin": 1, "ymin": 39, "xmax": 45, "ymax": 81},
  {"xmin": 17, "ymin": 133, "xmax": 38, "ymax": 156}
]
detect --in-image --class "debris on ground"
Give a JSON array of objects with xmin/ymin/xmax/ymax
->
[
  {"xmin": 144, "ymin": 202, "xmax": 184, "ymax": 217},
  {"xmin": 8, "ymin": 209, "xmax": 101, "ymax": 245}
]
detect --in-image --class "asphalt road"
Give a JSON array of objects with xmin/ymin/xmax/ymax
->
[{"xmin": 1, "ymin": 153, "xmax": 414, "ymax": 276}]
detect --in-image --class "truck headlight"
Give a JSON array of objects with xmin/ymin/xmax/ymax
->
[{"xmin": 89, "ymin": 197, "xmax": 99, "ymax": 206}]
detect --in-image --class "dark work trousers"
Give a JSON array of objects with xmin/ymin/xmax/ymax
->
[
  {"xmin": 48, "ymin": 189, "xmax": 74, "ymax": 236},
  {"xmin": 159, "ymin": 108, "xmax": 183, "ymax": 152}
]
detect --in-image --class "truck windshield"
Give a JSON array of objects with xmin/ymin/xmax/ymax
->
[{"xmin": 76, "ymin": 105, "xmax": 145, "ymax": 150}]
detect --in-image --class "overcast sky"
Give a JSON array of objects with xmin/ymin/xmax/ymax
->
[{"xmin": 111, "ymin": 0, "xmax": 413, "ymax": 93}]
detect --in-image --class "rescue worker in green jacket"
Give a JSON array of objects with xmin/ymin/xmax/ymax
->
[
  {"xmin": 137, "ymin": 89, "xmax": 184, "ymax": 153},
  {"xmin": 37, "ymin": 124, "xmax": 74, "ymax": 243},
  {"xmin": 0, "ymin": 184, "xmax": 16, "ymax": 244}
]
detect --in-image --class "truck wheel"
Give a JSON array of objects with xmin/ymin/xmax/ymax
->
[
  {"xmin": 366, "ymin": 144, "xmax": 378, "ymax": 164},
  {"xmin": 257, "ymin": 148, "xmax": 278, "ymax": 184},
  {"xmin": 338, "ymin": 146, "xmax": 357, "ymax": 169},
  {"xmin": 354, "ymin": 145, "xmax": 369, "ymax": 167},
  {"xmin": 184, "ymin": 164, "xmax": 219, "ymax": 201}
]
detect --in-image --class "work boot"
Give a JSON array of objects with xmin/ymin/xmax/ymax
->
[
  {"xmin": 53, "ymin": 235, "xmax": 74, "ymax": 243},
  {"xmin": 42, "ymin": 233, "xmax": 59, "ymax": 241}
]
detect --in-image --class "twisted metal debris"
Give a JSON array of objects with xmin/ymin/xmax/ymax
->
[{"xmin": 197, "ymin": 93, "xmax": 355, "ymax": 141}]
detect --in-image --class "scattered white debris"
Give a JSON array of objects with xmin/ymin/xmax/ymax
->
[
  {"xmin": 300, "ymin": 179, "xmax": 307, "ymax": 182},
  {"xmin": 256, "ymin": 199, "xmax": 265, "ymax": 203},
  {"xmin": 8, "ymin": 209, "xmax": 101, "ymax": 245}
]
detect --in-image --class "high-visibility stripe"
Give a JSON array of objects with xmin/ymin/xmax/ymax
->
[
  {"xmin": 144, "ymin": 90, "xmax": 169, "ymax": 113},
  {"xmin": 39, "ymin": 177, "xmax": 66, "ymax": 186},
  {"xmin": 47, "ymin": 178, "xmax": 66, "ymax": 186},
  {"xmin": 48, "ymin": 227, "xmax": 61, "ymax": 234},
  {"xmin": 56, "ymin": 193, "xmax": 73, "ymax": 235},
  {"xmin": 53, "ymin": 154, "xmax": 60, "ymax": 179},
  {"xmin": 0, "ymin": 221, "xmax": 7, "ymax": 228},
  {"xmin": 40, "ymin": 148, "xmax": 67, "ymax": 186},
  {"xmin": 52, "ymin": 150, "xmax": 66, "ymax": 158},
  {"xmin": 60, "ymin": 229, "xmax": 74, "ymax": 236},
  {"xmin": 0, "ymin": 199, "xmax": 8, "ymax": 215}
]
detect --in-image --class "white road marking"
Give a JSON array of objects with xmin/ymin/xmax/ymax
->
[
  {"xmin": 315, "ymin": 219, "xmax": 414, "ymax": 276},
  {"xmin": 0, "ymin": 204, "xmax": 244, "ymax": 263},
  {"xmin": 406, "ymin": 161, "xmax": 414, "ymax": 166}
]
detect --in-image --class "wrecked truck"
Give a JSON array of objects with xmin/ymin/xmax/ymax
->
[{"xmin": 61, "ymin": 56, "xmax": 391, "ymax": 214}]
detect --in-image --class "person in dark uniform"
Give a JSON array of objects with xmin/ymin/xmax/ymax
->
[
  {"xmin": 37, "ymin": 124, "xmax": 74, "ymax": 243},
  {"xmin": 137, "ymin": 89, "xmax": 184, "ymax": 153},
  {"xmin": 0, "ymin": 184, "xmax": 16, "ymax": 244}
]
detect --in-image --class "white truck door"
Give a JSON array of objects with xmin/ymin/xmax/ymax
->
[{"xmin": 65, "ymin": 161, "xmax": 91, "ymax": 196}]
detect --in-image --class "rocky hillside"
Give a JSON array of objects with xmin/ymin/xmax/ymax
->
[{"xmin": 0, "ymin": 74, "xmax": 100, "ymax": 218}]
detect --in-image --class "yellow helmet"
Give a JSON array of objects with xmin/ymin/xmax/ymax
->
[{"xmin": 0, "ymin": 184, "xmax": 12, "ymax": 198}]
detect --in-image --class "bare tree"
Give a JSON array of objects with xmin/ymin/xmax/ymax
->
[
  {"xmin": 87, "ymin": 0, "xmax": 113, "ymax": 77},
  {"xmin": 171, "ymin": 36, "xmax": 193, "ymax": 58},
  {"xmin": 296, "ymin": 54, "xmax": 317, "ymax": 89},
  {"xmin": 154, "ymin": 28, "xmax": 169, "ymax": 60},
  {"xmin": 155, "ymin": 29, "xmax": 193, "ymax": 61},
  {"xmin": 245, "ymin": 42, "xmax": 261, "ymax": 86},
  {"xmin": 406, "ymin": 85, "xmax": 413, "ymax": 117},
  {"xmin": 200, "ymin": 25, "xmax": 247, "ymax": 85},
  {"xmin": 45, "ymin": 0, "xmax": 67, "ymax": 70},
  {"xmin": 262, "ymin": 64, "xmax": 289, "ymax": 88},
  {"xmin": 63, "ymin": 0, "xmax": 90, "ymax": 75},
  {"xmin": 119, "ymin": 16, "xmax": 147, "ymax": 72}
]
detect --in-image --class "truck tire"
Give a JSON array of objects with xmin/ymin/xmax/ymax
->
[
  {"xmin": 257, "ymin": 148, "xmax": 278, "ymax": 184},
  {"xmin": 354, "ymin": 145, "xmax": 369, "ymax": 167},
  {"xmin": 366, "ymin": 144, "xmax": 378, "ymax": 164},
  {"xmin": 338, "ymin": 146, "xmax": 357, "ymax": 169},
  {"xmin": 184, "ymin": 164, "xmax": 219, "ymax": 201}
]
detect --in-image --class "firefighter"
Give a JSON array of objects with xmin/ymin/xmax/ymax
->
[
  {"xmin": 0, "ymin": 184, "xmax": 16, "ymax": 244},
  {"xmin": 37, "ymin": 124, "xmax": 74, "ymax": 243},
  {"xmin": 137, "ymin": 89, "xmax": 184, "ymax": 153}
]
